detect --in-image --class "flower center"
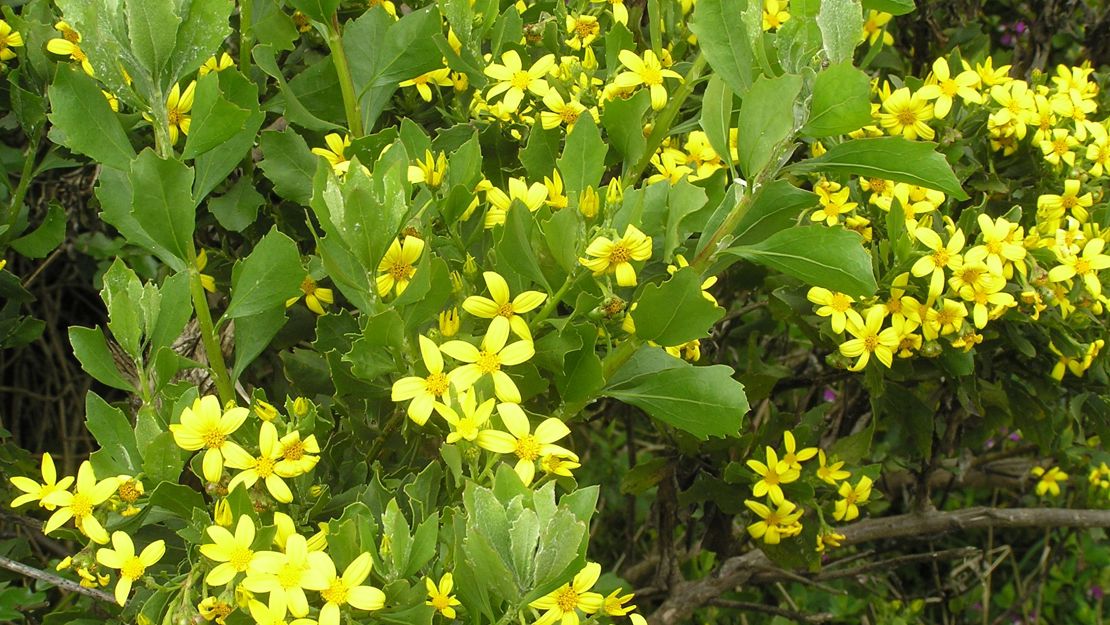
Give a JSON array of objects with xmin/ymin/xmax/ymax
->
[
  {"xmin": 829, "ymin": 293, "xmax": 851, "ymax": 312},
  {"xmin": 555, "ymin": 585, "xmax": 580, "ymax": 612},
  {"xmin": 936, "ymin": 309, "xmax": 956, "ymax": 325},
  {"xmin": 1075, "ymin": 258, "xmax": 1092, "ymax": 274},
  {"xmin": 476, "ymin": 350, "xmax": 501, "ymax": 374},
  {"xmin": 987, "ymin": 240, "xmax": 1002, "ymax": 254},
  {"xmin": 863, "ymin": 334, "xmax": 880, "ymax": 352},
  {"xmin": 202, "ymin": 428, "xmax": 226, "ymax": 450},
  {"xmin": 283, "ymin": 440, "xmax": 305, "ymax": 461},
  {"xmin": 1053, "ymin": 139, "xmax": 1070, "ymax": 155},
  {"xmin": 432, "ymin": 594, "xmax": 452, "ymax": 610},
  {"xmin": 886, "ymin": 298, "xmax": 903, "ymax": 313},
  {"xmin": 511, "ymin": 71, "xmax": 532, "ymax": 90},
  {"xmin": 1062, "ymin": 195, "xmax": 1077, "ymax": 209},
  {"xmin": 560, "ymin": 108, "xmax": 580, "ymax": 124},
  {"xmin": 300, "ymin": 276, "xmax": 317, "ymax": 295},
  {"xmin": 514, "ymin": 434, "xmax": 541, "ymax": 461},
  {"xmin": 609, "ymin": 243, "xmax": 632, "ymax": 264},
  {"xmin": 933, "ymin": 249, "xmax": 950, "ymax": 267},
  {"xmin": 168, "ymin": 108, "xmax": 182, "ymax": 126},
  {"xmin": 277, "ymin": 562, "xmax": 305, "ymax": 588},
  {"xmin": 388, "ymin": 261, "xmax": 414, "ymax": 281},
  {"xmin": 896, "ymin": 109, "xmax": 918, "ymax": 126},
  {"xmin": 230, "ymin": 546, "xmax": 254, "ymax": 571},
  {"xmin": 70, "ymin": 493, "xmax": 93, "ymax": 519},
  {"xmin": 496, "ymin": 303, "xmax": 515, "ymax": 318},
  {"xmin": 255, "ymin": 456, "xmax": 275, "ymax": 478},
  {"xmin": 425, "ymin": 372, "xmax": 450, "ymax": 396},
  {"xmin": 640, "ymin": 66, "xmax": 663, "ymax": 86},
  {"xmin": 960, "ymin": 267, "xmax": 982, "ymax": 284},
  {"xmin": 940, "ymin": 79, "xmax": 958, "ymax": 97},
  {"xmin": 121, "ymin": 557, "xmax": 146, "ymax": 580},
  {"xmin": 321, "ymin": 579, "xmax": 349, "ymax": 605},
  {"xmin": 575, "ymin": 21, "xmax": 597, "ymax": 39},
  {"xmin": 118, "ymin": 481, "xmax": 140, "ymax": 503}
]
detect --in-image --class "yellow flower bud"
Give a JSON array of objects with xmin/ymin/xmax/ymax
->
[
  {"xmin": 308, "ymin": 484, "xmax": 325, "ymax": 498},
  {"xmin": 253, "ymin": 399, "xmax": 278, "ymax": 422},
  {"xmin": 606, "ymin": 178, "xmax": 624, "ymax": 205},
  {"xmin": 56, "ymin": 556, "xmax": 72, "ymax": 571},
  {"xmin": 439, "ymin": 307, "xmax": 461, "ymax": 337},
  {"xmin": 293, "ymin": 396, "xmax": 310, "ymax": 417},
  {"xmin": 463, "ymin": 254, "xmax": 478, "ymax": 275},
  {"xmin": 307, "ymin": 522, "xmax": 330, "ymax": 551},
  {"xmin": 579, "ymin": 186, "xmax": 599, "ymax": 219},
  {"xmin": 449, "ymin": 270, "xmax": 464, "ymax": 293},
  {"xmin": 214, "ymin": 498, "xmax": 233, "ymax": 527}
]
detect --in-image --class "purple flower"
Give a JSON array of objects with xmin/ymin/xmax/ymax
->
[{"xmin": 822, "ymin": 388, "xmax": 837, "ymax": 402}]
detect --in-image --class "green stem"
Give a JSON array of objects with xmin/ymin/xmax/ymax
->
[
  {"xmin": 239, "ymin": 0, "xmax": 253, "ymax": 76},
  {"xmin": 690, "ymin": 155, "xmax": 783, "ymax": 272},
  {"xmin": 627, "ymin": 52, "xmax": 708, "ymax": 184},
  {"xmin": 532, "ymin": 268, "xmax": 584, "ymax": 326},
  {"xmin": 329, "ymin": 14, "xmax": 364, "ymax": 137},
  {"xmin": 1, "ymin": 126, "xmax": 42, "ymax": 247},
  {"xmin": 185, "ymin": 246, "xmax": 235, "ymax": 404}
]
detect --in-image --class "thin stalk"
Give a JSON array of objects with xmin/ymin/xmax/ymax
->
[
  {"xmin": 239, "ymin": 0, "xmax": 253, "ymax": 76},
  {"xmin": 185, "ymin": 246, "xmax": 235, "ymax": 404},
  {"xmin": 558, "ymin": 337, "xmax": 641, "ymax": 420},
  {"xmin": 627, "ymin": 52, "xmax": 708, "ymax": 183},
  {"xmin": 532, "ymin": 268, "xmax": 584, "ymax": 326},
  {"xmin": 329, "ymin": 14, "xmax": 364, "ymax": 137},
  {"xmin": 1, "ymin": 126, "xmax": 42, "ymax": 246}
]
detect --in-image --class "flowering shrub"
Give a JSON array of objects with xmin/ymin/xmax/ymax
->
[{"xmin": 0, "ymin": 0, "xmax": 1109, "ymax": 623}]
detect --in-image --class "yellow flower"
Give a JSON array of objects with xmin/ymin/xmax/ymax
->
[
  {"xmin": 917, "ymin": 57, "xmax": 981, "ymax": 118},
  {"xmin": 540, "ymin": 452, "xmax": 582, "ymax": 477},
  {"xmin": 317, "ymin": 552, "xmax": 386, "ymax": 625},
  {"xmin": 199, "ymin": 52, "xmax": 234, "ymax": 76},
  {"xmin": 1037, "ymin": 179, "xmax": 1093, "ymax": 224},
  {"xmin": 198, "ymin": 596, "xmax": 234, "ymax": 624},
  {"xmin": 812, "ymin": 186, "xmax": 857, "ymax": 226},
  {"xmin": 441, "ymin": 318, "xmax": 535, "ymax": 403},
  {"xmin": 591, "ymin": 0, "xmax": 629, "ymax": 24},
  {"xmin": 579, "ymin": 186, "xmax": 600, "ymax": 219},
  {"xmin": 247, "ymin": 595, "xmax": 316, "ymax": 625},
  {"xmin": 910, "ymin": 227, "xmax": 966, "ymax": 300},
  {"xmin": 243, "ymin": 533, "xmax": 331, "ymax": 617},
  {"xmin": 744, "ymin": 498, "xmax": 803, "ymax": 545},
  {"xmin": 214, "ymin": 498, "xmax": 233, "ymax": 527},
  {"xmin": 463, "ymin": 271, "xmax": 547, "ymax": 340},
  {"xmin": 816, "ymin": 450, "xmax": 850, "ymax": 485},
  {"xmin": 367, "ymin": 0, "xmax": 398, "ymax": 17},
  {"xmin": 399, "ymin": 67, "xmax": 453, "ymax": 101},
  {"xmin": 566, "ymin": 15, "xmax": 600, "ymax": 49},
  {"xmin": 920, "ymin": 297, "xmax": 967, "ymax": 341},
  {"xmin": 833, "ymin": 476, "xmax": 873, "ymax": 521},
  {"xmin": 200, "ymin": 515, "xmax": 257, "ymax": 586},
  {"xmin": 96, "ymin": 531, "xmax": 166, "ymax": 606},
  {"xmin": 540, "ymin": 91, "xmax": 590, "ymax": 131},
  {"xmin": 425, "ymin": 572, "xmax": 461, "ymax": 618},
  {"xmin": 115, "ymin": 476, "xmax": 144, "ymax": 516},
  {"xmin": 973, "ymin": 56, "xmax": 1012, "ymax": 86},
  {"xmin": 407, "ymin": 150, "xmax": 448, "ymax": 188},
  {"xmin": 614, "ymin": 49, "xmax": 683, "ymax": 110},
  {"xmin": 648, "ymin": 148, "xmax": 694, "ymax": 185},
  {"xmin": 529, "ymin": 562, "xmax": 605, "ymax": 624},
  {"xmin": 169, "ymin": 395, "xmax": 250, "ymax": 483},
  {"xmin": 196, "ymin": 249, "xmax": 218, "ymax": 293},
  {"xmin": 485, "ymin": 177, "xmax": 548, "ymax": 227},
  {"xmin": 781, "ymin": 431, "xmax": 817, "ymax": 470},
  {"xmin": 976, "ymin": 214, "xmax": 1027, "ymax": 276},
  {"xmin": 434, "ymin": 387, "xmax": 495, "ymax": 443},
  {"xmin": 253, "ymin": 399, "xmax": 278, "ymax": 422},
  {"xmin": 878, "ymin": 87, "xmax": 935, "ymax": 141},
  {"xmin": 285, "ymin": 275, "xmax": 334, "ymax": 315},
  {"xmin": 391, "ymin": 335, "xmax": 453, "ymax": 425},
  {"xmin": 164, "ymin": 81, "xmax": 196, "ymax": 145},
  {"xmin": 839, "ymin": 306, "xmax": 899, "ymax": 371},
  {"xmin": 312, "ymin": 133, "xmax": 358, "ymax": 175},
  {"xmin": 816, "ymin": 531, "xmax": 845, "ymax": 552},
  {"xmin": 806, "ymin": 287, "xmax": 862, "ymax": 334},
  {"xmin": 42, "ymin": 461, "xmax": 119, "ymax": 544},
  {"xmin": 1039, "ymin": 127, "xmax": 1079, "ymax": 168},
  {"xmin": 0, "ymin": 20, "xmax": 21, "ymax": 63},
  {"xmin": 1031, "ymin": 466, "xmax": 1068, "ymax": 497},
  {"xmin": 861, "ymin": 10, "xmax": 893, "ymax": 46},
  {"xmin": 276, "ymin": 430, "xmax": 320, "ymax": 477},
  {"xmin": 484, "ymin": 50, "xmax": 555, "ymax": 111},
  {"xmin": 223, "ymin": 421, "xmax": 300, "ymax": 503},
  {"xmin": 439, "ymin": 307, "xmax": 460, "ymax": 337},
  {"xmin": 46, "ymin": 23, "xmax": 91, "ymax": 75},
  {"xmin": 476, "ymin": 403, "xmax": 574, "ymax": 486},
  {"xmin": 762, "ymin": 0, "xmax": 791, "ymax": 31},
  {"xmin": 376, "ymin": 235, "xmax": 425, "ymax": 297},
  {"xmin": 10, "ymin": 453, "xmax": 73, "ymax": 510},
  {"xmin": 580, "ymin": 225, "xmax": 653, "ymax": 287},
  {"xmin": 746, "ymin": 447, "xmax": 800, "ymax": 505},
  {"xmin": 1049, "ymin": 238, "xmax": 1110, "ymax": 296}
]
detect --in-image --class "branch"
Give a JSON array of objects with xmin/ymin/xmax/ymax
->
[
  {"xmin": 647, "ymin": 507, "xmax": 1110, "ymax": 625},
  {"xmin": 707, "ymin": 599, "xmax": 833, "ymax": 623},
  {"xmin": 0, "ymin": 554, "xmax": 116, "ymax": 604}
]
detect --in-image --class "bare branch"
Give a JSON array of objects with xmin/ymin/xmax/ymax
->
[
  {"xmin": 707, "ymin": 599, "xmax": 834, "ymax": 623},
  {"xmin": 0, "ymin": 554, "xmax": 116, "ymax": 604},
  {"xmin": 647, "ymin": 507, "xmax": 1110, "ymax": 625}
]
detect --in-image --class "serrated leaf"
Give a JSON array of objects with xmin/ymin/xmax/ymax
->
[
  {"xmin": 224, "ymin": 228, "xmax": 305, "ymax": 319},
  {"xmin": 632, "ymin": 268, "xmax": 723, "ymax": 346},
  {"xmin": 47, "ymin": 66, "xmax": 135, "ymax": 171}
]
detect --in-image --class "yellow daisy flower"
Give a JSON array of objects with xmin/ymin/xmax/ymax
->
[
  {"xmin": 425, "ymin": 572, "xmax": 461, "ymax": 618},
  {"xmin": 744, "ymin": 498, "xmax": 803, "ymax": 544},
  {"xmin": 579, "ymin": 225, "xmax": 653, "ymax": 287},
  {"xmin": 833, "ymin": 476, "xmax": 873, "ymax": 521},
  {"xmin": 462, "ymin": 271, "xmax": 547, "ymax": 340},
  {"xmin": 96, "ymin": 531, "xmax": 166, "ymax": 605},
  {"xmin": 242, "ymin": 533, "xmax": 331, "ymax": 617},
  {"xmin": 613, "ymin": 49, "xmax": 683, "ymax": 110},
  {"xmin": 10, "ymin": 452, "xmax": 73, "ymax": 510},
  {"xmin": 285, "ymin": 275, "xmax": 334, "ymax": 315},
  {"xmin": 316, "ymin": 552, "xmax": 386, "ymax": 625},
  {"xmin": 528, "ymin": 562, "xmax": 605, "ymax": 624},
  {"xmin": 476, "ymin": 403, "xmax": 575, "ymax": 486},
  {"xmin": 391, "ymin": 335, "xmax": 453, "ymax": 425},
  {"xmin": 200, "ymin": 514, "xmax": 258, "ymax": 586},
  {"xmin": 376, "ymin": 235, "xmax": 425, "ymax": 297},
  {"xmin": 169, "ymin": 395, "xmax": 250, "ymax": 483},
  {"xmin": 42, "ymin": 460, "xmax": 120, "ymax": 544},
  {"xmin": 223, "ymin": 421, "xmax": 300, "ymax": 503},
  {"xmin": 399, "ymin": 68, "xmax": 453, "ymax": 102},
  {"xmin": 483, "ymin": 50, "xmax": 555, "ymax": 112},
  {"xmin": 746, "ymin": 447, "xmax": 800, "ymax": 505},
  {"xmin": 164, "ymin": 81, "xmax": 196, "ymax": 145},
  {"xmin": 441, "ymin": 321, "xmax": 534, "ymax": 403}
]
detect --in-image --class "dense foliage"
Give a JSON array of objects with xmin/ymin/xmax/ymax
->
[{"xmin": 0, "ymin": 0, "xmax": 1109, "ymax": 624}]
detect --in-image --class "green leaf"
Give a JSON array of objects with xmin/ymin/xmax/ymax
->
[
  {"xmin": 556, "ymin": 115, "xmax": 607, "ymax": 203},
  {"xmin": 46, "ymin": 66, "xmax": 135, "ymax": 171},
  {"xmin": 736, "ymin": 73, "xmax": 802, "ymax": 177},
  {"xmin": 209, "ymin": 177, "xmax": 264, "ymax": 232},
  {"xmin": 690, "ymin": 0, "xmax": 755, "ymax": 96},
  {"xmin": 170, "ymin": 0, "xmax": 234, "ymax": 81},
  {"xmin": 232, "ymin": 307, "xmax": 287, "ymax": 380},
  {"xmin": 530, "ymin": 508, "xmax": 586, "ymax": 593},
  {"xmin": 287, "ymin": 0, "xmax": 341, "ymax": 23},
  {"xmin": 802, "ymin": 62, "xmax": 873, "ymax": 137},
  {"xmin": 816, "ymin": 0, "xmax": 863, "ymax": 65},
  {"xmin": 881, "ymin": 383, "xmax": 933, "ymax": 458},
  {"xmin": 604, "ymin": 347, "xmax": 748, "ymax": 439},
  {"xmin": 495, "ymin": 206, "xmax": 550, "ymax": 290},
  {"xmin": 194, "ymin": 71, "xmax": 265, "ymax": 200},
  {"xmin": 182, "ymin": 73, "xmax": 252, "ymax": 159},
  {"xmin": 146, "ymin": 481, "xmax": 203, "ymax": 520},
  {"xmin": 125, "ymin": 0, "xmax": 180, "ymax": 82},
  {"xmin": 862, "ymin": 0, "xmax": 915, "ymax": 16},
  {"xmin": 723, "ymin": 225, "xmax": 877, "ymax": 296},
  {"xmin": 601, "ymin": 89, "xmax": 651, "ymax": 173},
  {"xmin": 789, "ymin": 136, "xmax": 969, "ymax": 200},
  {"xmin": 555, "ymin": 323, "xmax": 603, "ymax": 406},
  {"xmin": 86, "ymin": 392, "xmax": 141, "ymax": 474},
  {"xmin": 69, "ymin": 326, "xmax": 133, "ymax": 391},
  {"xmin": 632, "ymin": 268, "xmax": 724, "ymax": 346},
  {"xmin": 10, "ymin": 202, "xmax": 65, "ymax": 259},
  {"xmin": 664, "ymin": 179, "xmax": 709, "ymax": 261},
  {"xmin": 732, "ymin": 180, "xmax": 817, "ymax": 246},
  {"xmin": 259, "ymin": 129, "xmax": 318, "ymax": 206},
  {"xmin": 699, "ymin": 75, "xmax": 735, "ymax": 169},
  {"xmin": 101, "ymin": 259, "xmax": 145, "ymax": 360},
  {"xmin": 520, "ymin": 126, "xmax": 561, "ymax": 181},
  {"xmin": 129, "ymin": 149, "xmax": 196, "ymax": 271},
  {"xmin": 148, "ymin": 272, "xmax": 193, "ymax": 353},
  {"xmin": 224, "ymin": 228, "xmax": 305, "ymax": 319}
]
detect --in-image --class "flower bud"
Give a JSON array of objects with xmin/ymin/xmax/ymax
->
[
  {"xmin": 439, "ymin": 307, "xmax": 461, "ymax": 337},
  {"xmin": 214, "ymin": 498, "xmax": 233, "ymax": 527},
  {"xmin": 253, "ymin": 399, "xmax": 278, "ymax": 422},
  {"xmin": 293, "ymin": 396, "xmax": 310, "ymax": 417},
  {"xmin": 579, "ymin": 187, "xmax": 599, "ymax": 219}
]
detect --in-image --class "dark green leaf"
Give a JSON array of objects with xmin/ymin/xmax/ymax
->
[
  {"xmin": 182, "ymin": 73, "xmax": 252, "ymax": 159},
  {"xmin": 287, "ymin": 0, "xmax": 341, "ymax": 23},
  {"xmin": 86, "ymin": 391, "xmax": 141, "ymax": 474},
  {"xmin": 601, "ymin": 89, "xmax": 651, "ymax": 173},
  {"xmin": 10, "ymin": 202, "xmax": 65, "ymax": 259},
  {"xmin": 556, "ymin": 115, "xmax": 606, "ymax": 202},
  {"xmin": 723, "ymin": 225, "xmax": 877, "ymax": 296},
  {"xmin": 224, "ymin": 228, "xmax": 305, "ymax": 319},
  {"xmin": 816, "ymin": 0, "xmax": 864, "ymax": 64},
  {"xmin": 47, "ymin": 66, "xmax": 135, "ymax": 171},
  {"xmin": 209, "ymin": 176, "xmax": 264, "ymax": 232},
  {"xmin": 125, "ymin": 0, "xmax": 180, "ymax": 82},
  {"xmin": 699, "ymin": 75, "xmax": 734, "ymax": 168},
  {"xmin": 69, "ymin": 326, "xmax": 133, "ymax": 391},
  {"xmin": 802, "ymin": 62, "xmax": 873, "ymax": 137},
  {"xmin": 129, "ymin": 149, "xmax": 196, "ymax": 271},
  {"xmin": 732, "ymin": 180, "xmax": 816, "ymax": 245},
  {"xmin": 259, "ymin": 129, "xmax": 318, "ymax": 206},
  {"xmin": 632, "ymin": 268, "xmax": 723, "ymax": 346},
  {"xmin": 736, "ymin": 73, "xmax": 802, "ymax": 177},
  {"xmin": 690, "ymin": 0, "xmax": 755, "ymax": 96},
  {"xmin": 862, "ymin": 0, "xmax": 915, "ymax": 16}
]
